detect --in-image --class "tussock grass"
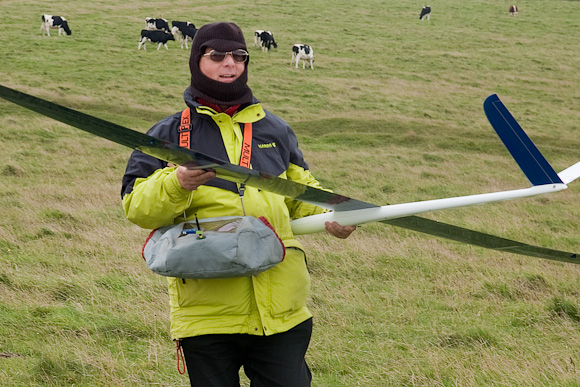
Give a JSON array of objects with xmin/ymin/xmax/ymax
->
[{"xmin": 1, "ymin": 0, "xmax": 580, "ymax": 385}]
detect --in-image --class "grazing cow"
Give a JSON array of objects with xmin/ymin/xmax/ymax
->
[
  {"xmin": 40, "ymin": 15, "xmax": 72, "ymax": 36},
  {"xmin": 171, "ymin": 21, "xmax": 197, "ymax": 49},
  {"xmin": 509, "ymin": 5, "xmax": 519, "ymax": 16},
  {"xmin": 291, "ymin": 44, "xmax": 314, "ymax": 69},
  {"xmin": 138, "ymin": 30, "xmax": 175, "ymax": 50},
  {"xmin": 259, "ymin": 30, "xmax": 277, "ymax": 52},
  {"xmin": 419, "ymin": 5, "xmax": 431, "ymax": 21},
  {"xmin": 145, "ymin": 17, "xmax": 170, "ymax": 32}
]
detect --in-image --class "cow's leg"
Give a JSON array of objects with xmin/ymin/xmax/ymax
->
[
  {"xmin": 163, "ymin": 43, "xmax": 169, "ymax": 50},
  {"xmin": 157, "ymin": 43, "xmax": 162, "ymax": 50}
]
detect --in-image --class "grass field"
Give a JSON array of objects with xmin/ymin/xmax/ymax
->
[{"xmin": 1, "ymin": 0, "xmax": 580, "ymax": 385}]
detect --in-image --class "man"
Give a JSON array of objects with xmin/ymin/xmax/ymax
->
[{"xmin": 122, "ymin": 22, "xmax": 355, "ymax": 386}]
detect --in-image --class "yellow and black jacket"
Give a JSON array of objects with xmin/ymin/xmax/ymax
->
[{"xmin": 121, "ymin": 89, "xmax": 328, "ymax": 339}]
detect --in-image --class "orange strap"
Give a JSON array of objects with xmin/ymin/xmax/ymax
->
[
  {"xmin": 179, "ymin": 108, "xmax": 252, "ymax": 168},
  {"xmin": 179, "ymin": 108, "xmax": 192, "ymax": 148},
  {"xmin": 240, "ymin": 122, "xmax": 252, "ymax": 169}
]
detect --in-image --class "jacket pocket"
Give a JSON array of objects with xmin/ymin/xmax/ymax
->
[
  {"xmin": 170, "ymin": 277, "xmax": 253, "ymax": 316},
  {"xmin": 267, "ymin": 247, "xmax": 311, "ymax": 317}
]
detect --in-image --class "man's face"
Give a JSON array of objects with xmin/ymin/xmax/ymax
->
[{"xmin": 199, "ymin": 47, "xmax": 246, "ymax": 83}]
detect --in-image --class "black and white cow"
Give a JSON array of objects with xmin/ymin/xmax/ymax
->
[
  {"xmin": 419, "ymin": 5, "xmax": 431, "ymax": 21},
  {"xmin": 254, "ymin": 30, "xmax": 265, "ymax": 46},
  {"xmin": 291, "ymin": 44, "xmax": 314, "ymax": 69},
  {"xmin": 259, "ymin": 30, "xmax": 277, "ymax": 52},
  {"xmin": 145, "ymin": 17, "xmax": 170, "ymax": 32},
  {"xmin": 138, "ymin": 30, "xmax": 175, "ymax": 50},
  {"xmin": 171, "ymin": 21, "xmax": 197, "ymax": 49},
  {"xmin": 509, "ymin": 5, "xmax": 519, "ymax": 16},
  {"xmin": 40, "ymin": 15, "xmax": 72, "ymax": 36}
]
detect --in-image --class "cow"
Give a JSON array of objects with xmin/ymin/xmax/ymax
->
[
  {"xmin": 40, "ymin": 15, "xmax": 72, "ymax": 36},
  {"xmin": 291, "ymin": 44, "xmax": 314, "ymax": 69},
  {"xmin": 509, "ymin": 5, "xmax": 519, "ymax": 16},
  {"xmin": 259, "ymin": 31, "xmax": 277, "ymax": 52},
  {"xmin": 145, "ymin": 17, "xmax": 170, "ymax": 32},
  {"xmin": 254, "ymin": 30, "xmax": 265, "ymax": 46},
  {"xmin": 138, "ymin": 30, "xmax": 175, "ymax": 50},
  {"xmin": 171, "ymin": 21, "xmax": 197, "ymax": 49},
  {"xmin": 419, "ymin": 5, "xmax": 431, "ymax": 21}
]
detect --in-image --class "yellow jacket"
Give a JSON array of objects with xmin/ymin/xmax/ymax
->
[{"xmin": 122, "ymin": 98, "xmax": 327, "ymax": 339}]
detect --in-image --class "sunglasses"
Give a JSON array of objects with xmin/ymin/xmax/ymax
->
[{"xmin": 203, "ymin": 49, "xmax": 249, "ymax": 63}]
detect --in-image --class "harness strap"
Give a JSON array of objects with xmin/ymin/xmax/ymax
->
[
  {"xmin": 240, "ymin": 122, "xmax": 252, "ymax": 169},
  {"xmin": 179, "ymin": 108, "xmax": 252, "ymax": 211},
  {"xmin": 179, "ymin": 107, "xmax": 253, "ymax": 169},
  {"xmin": 179, "ymin": 108, "xmax": 191, "ymax": 149}
]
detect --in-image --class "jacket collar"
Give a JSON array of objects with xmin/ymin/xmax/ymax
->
[
  {"xmin": 184, "ymin": 87, "xmax": 266, "ymax": 124},
  {"xmin": 197, "ymin": 98, "xmax": 240, "ymax": 117}
]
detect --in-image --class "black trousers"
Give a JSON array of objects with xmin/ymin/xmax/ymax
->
[{"xmin": 180, "ymin": 318, "xmax": 313, "ymax": 387}]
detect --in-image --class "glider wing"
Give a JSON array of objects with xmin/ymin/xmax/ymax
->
[
  {"xmin": 0, "ymin": 84, "xmax": 373, "ymax": 212},
  {"xmin": 0, "ymin": 84, "xmax": 577, "ymax": 263},
  {"xmin": 383, "ymin": 216, "xmax": 577, "ymax": 263}
]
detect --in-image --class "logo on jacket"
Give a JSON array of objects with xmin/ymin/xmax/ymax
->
[{"xmin": 258, "ymin": 142, "xmax": 277, "ymax": 149}]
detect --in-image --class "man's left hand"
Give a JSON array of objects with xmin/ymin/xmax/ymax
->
[{"xmin": 324, "ymin": 221, "xmax": 357, "ymax": 239}]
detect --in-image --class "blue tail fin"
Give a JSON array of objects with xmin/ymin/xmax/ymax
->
[{"xmin": 483, "ymin": 94, "xmax": 563, "ymax": 186}]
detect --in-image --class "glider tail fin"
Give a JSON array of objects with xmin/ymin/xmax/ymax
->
[{"xmin": 483, "ymin": 94, "xmax": 563, "ymax": 186}]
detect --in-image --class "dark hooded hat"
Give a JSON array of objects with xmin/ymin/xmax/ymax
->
[{"xmin": 188, "ymin": 22, "xmax": 253, "ymax": 106}]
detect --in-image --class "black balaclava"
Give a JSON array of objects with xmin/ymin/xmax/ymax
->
[{"xmin": 189, "ymin": 22, "xmax": 253, "ymax": 106}]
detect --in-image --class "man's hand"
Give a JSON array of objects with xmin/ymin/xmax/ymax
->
[
  {"xmin": 176, "ymin": 164, "xmax": 216, "ymax": 191},
  {"xmin": 324, "ymin": 221, "xmax": 357, "ymax": 239}
]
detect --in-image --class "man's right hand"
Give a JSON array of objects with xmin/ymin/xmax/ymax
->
[{"xmin": 176, "ymin": 163, "xmax": 216, "ymax": 191}]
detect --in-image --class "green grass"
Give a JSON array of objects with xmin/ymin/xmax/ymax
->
[{"xmin": 1, "ymin": 0, "xmax": 580, "ymax": 385}]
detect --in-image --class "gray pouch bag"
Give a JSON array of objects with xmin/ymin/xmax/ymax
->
[{"xmin": 142, "ymin": 216, "xmax": 285, "ymax": 279}]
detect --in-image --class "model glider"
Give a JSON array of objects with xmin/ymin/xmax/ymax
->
[{"xmin": 0, "ymin": 85, "xmax": 578, "ymax": 264}]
